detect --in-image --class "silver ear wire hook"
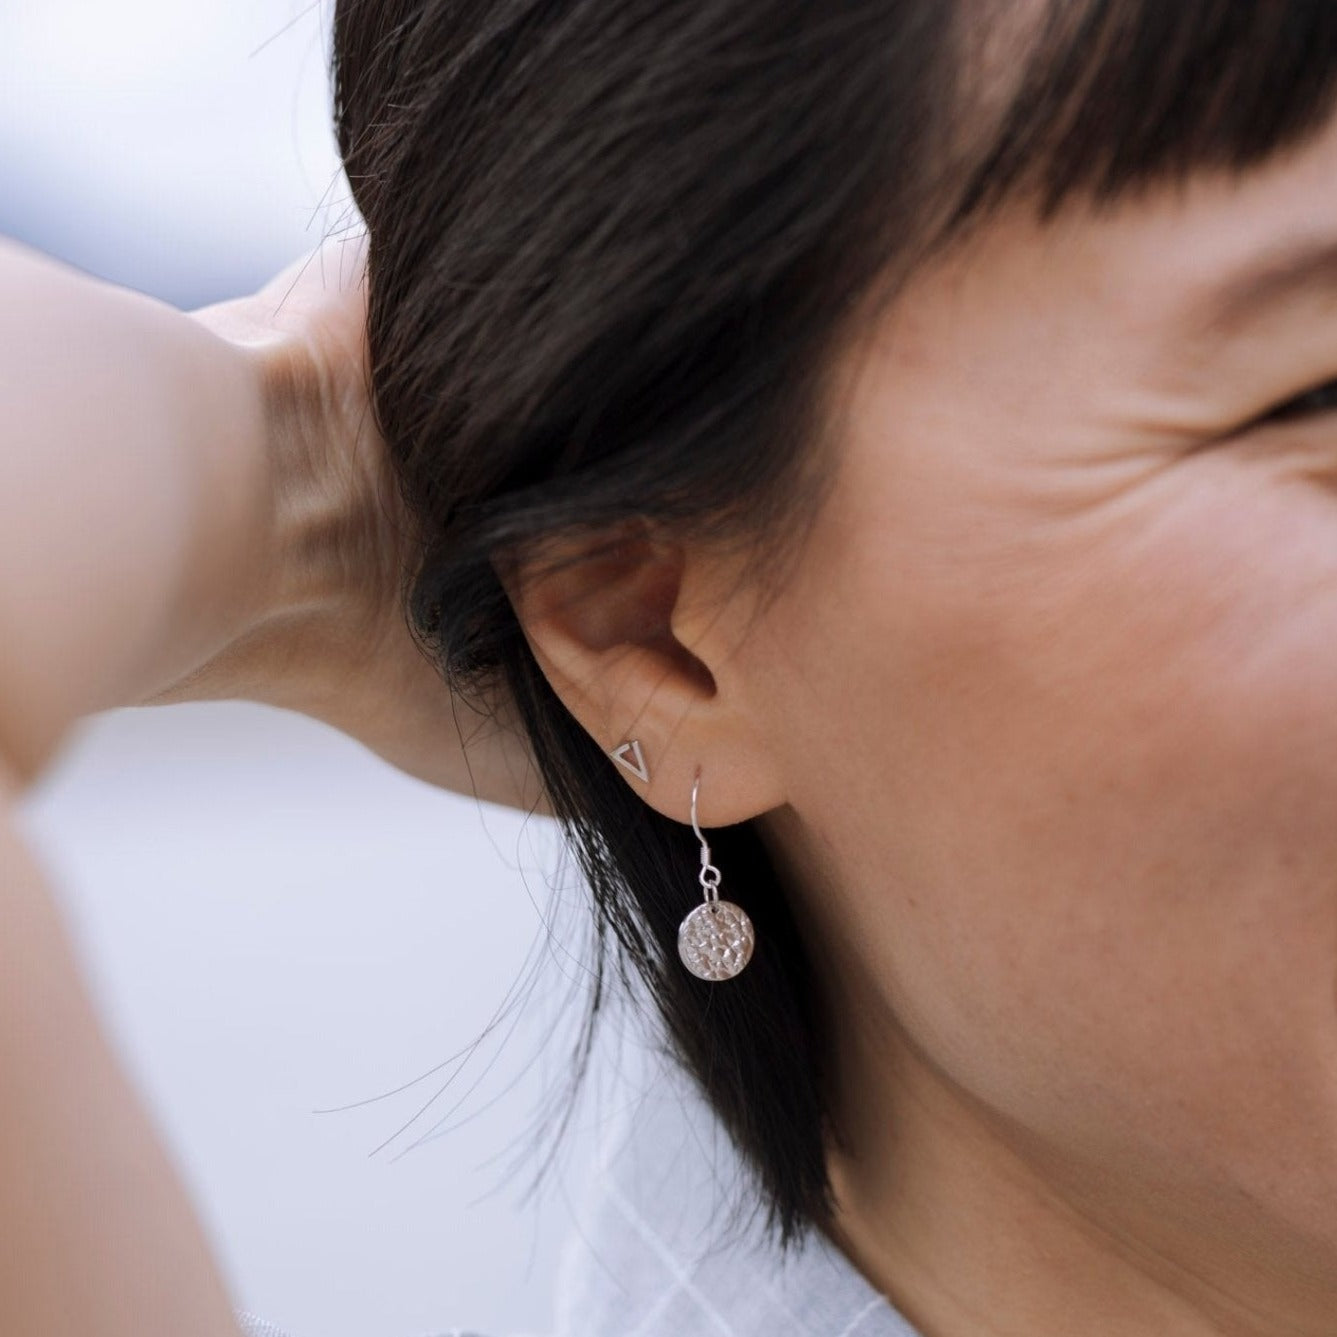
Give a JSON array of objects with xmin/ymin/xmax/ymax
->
[
  {"xmin": 690, "ymin": 769, "xmax": 721, "ymax": 904},
  {"xmin": 677, "ymin": 767, "xmax": 754, "ymax": 980}
]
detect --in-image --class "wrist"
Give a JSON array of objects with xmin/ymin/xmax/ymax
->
[
  {"xmin": 249, "ymin": 327, "xmax": 363, "ymax": 620},
  {"xmin": 148, "ymin": 263, "xmax": 409, "ymax": 717},
  {"xmin": 134, "ymin": 319, "xmax": 347, "ymax": 713},
  {"xmin": 193, "ymin": 247, "xmax": 397, "ymax": 628}
]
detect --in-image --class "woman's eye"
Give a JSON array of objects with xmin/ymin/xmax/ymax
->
[{"xmin": 1258, "ymin": 377, "xmax": 1337, "ymax": 426}]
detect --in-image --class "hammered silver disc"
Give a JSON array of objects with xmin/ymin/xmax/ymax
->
[{"xmin": 677, "ymin": 900, "xmax": 755, "ymax": 981}]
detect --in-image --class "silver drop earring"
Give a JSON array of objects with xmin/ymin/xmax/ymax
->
[{"xmin": 677, "ymin": 769, "xmax": 755, "ymax": 981}]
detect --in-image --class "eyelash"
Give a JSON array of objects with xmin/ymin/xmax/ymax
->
[{"xmin": 1258, "ymin": 376, "xmax": 1337, "ymax": 426}]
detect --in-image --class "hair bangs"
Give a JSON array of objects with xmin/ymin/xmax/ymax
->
[{"xmin": 952, "ymin": 0, "xmax": 1337, "ymax": 228}]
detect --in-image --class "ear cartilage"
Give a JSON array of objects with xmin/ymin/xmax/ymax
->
[{"xmin": 609, "ymin": 738, "xmax": 650, "ymax": 783}]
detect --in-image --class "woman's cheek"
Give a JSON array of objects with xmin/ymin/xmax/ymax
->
[{"xmin": 783, "ymin": 447, "xmax": 1337, "ymax": 1125}]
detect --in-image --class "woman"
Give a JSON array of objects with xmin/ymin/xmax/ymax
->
[{"xmin": 7, "ymin": 0, "xmax": 1337, "ymax": 1332}]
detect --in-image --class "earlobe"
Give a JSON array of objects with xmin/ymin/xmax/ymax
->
[{"xmin": 496, "ymin": 524, "xmax": 786, "ymax": 828}]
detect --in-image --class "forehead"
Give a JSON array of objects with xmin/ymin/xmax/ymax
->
[{"xmin": 858, "ymin": 106, "xmax": 1337, "ymax": 426}]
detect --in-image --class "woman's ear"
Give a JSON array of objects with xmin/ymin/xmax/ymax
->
[{"xmin": 496, "ymin": 525, "xmax": 786, "ymax": 827}]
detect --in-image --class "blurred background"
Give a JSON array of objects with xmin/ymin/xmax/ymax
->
[{"xmin": 1, "ymin": 4, "xmax": 645, "ymax": 1334}]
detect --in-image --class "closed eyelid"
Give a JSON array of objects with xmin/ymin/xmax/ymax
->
[
  {"xmin": 1177, "ymin": 234, "xmax": 1337, "ymax": 348},
  {"xmin": 1256, "ymin": 376, "xmax": 1337, "ymax": 423}
]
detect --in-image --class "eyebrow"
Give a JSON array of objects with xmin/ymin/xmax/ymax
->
[{"xmin": 1182, "ymin": 232, "xmax": 1337, "ymax": 343}]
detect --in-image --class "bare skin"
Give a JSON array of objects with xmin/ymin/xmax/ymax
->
[
  {"xmin": 508, "ymin": 107, "xmax": 1337, "ymax": 1335},
  {"xmin": 13, "ymin": 97, "xmax": 1337, "ymax": 1337},
  {"xmin": 0, "ymin": 231, "xmax": 539, "ymax": 805},
  {"xmin": 0, "ymin": 231, "xmax": 536, "ymax": 1334},
  {"xmin": 147, "ymin": 243, "xmax": 543, "ymax": 811}
]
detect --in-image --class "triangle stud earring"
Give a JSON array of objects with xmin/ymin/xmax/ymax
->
[{"xmin": 609, "ymin": 739, "xmax": 650, "ymax": 783}]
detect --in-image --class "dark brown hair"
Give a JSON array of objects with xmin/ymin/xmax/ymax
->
[{"xmin": 331, "ymin": 0, "xmax": 1337, "ymax": 1249}]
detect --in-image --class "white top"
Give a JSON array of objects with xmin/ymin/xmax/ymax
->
[{"xmin": 237, "ymin": 1066, "xmax": 922, "ymax": 1337}]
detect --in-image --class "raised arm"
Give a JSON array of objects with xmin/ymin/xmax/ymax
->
[
  {"xmin": 0, "ymin": 761, "xmax": 248, "ymax": 1336},
  {"xmin": 0, "ymin": 235, "xmax": 543, "ymax": 1335},
  {"xmin": 0, "ymin": 235, "xmax": 275, "ymax": 779},
  {"xmin": 0, "ymin": 234, "xmax": 541, "ymax": 807},
  {"xmin": 0, "ymin": 239, "xmax": 286, "ymax": 1335}
]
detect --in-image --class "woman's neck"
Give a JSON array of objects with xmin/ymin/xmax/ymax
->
[{"xmin": 823, "ymin": 1006, "xmax": 1337, "ymax": 1337}]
